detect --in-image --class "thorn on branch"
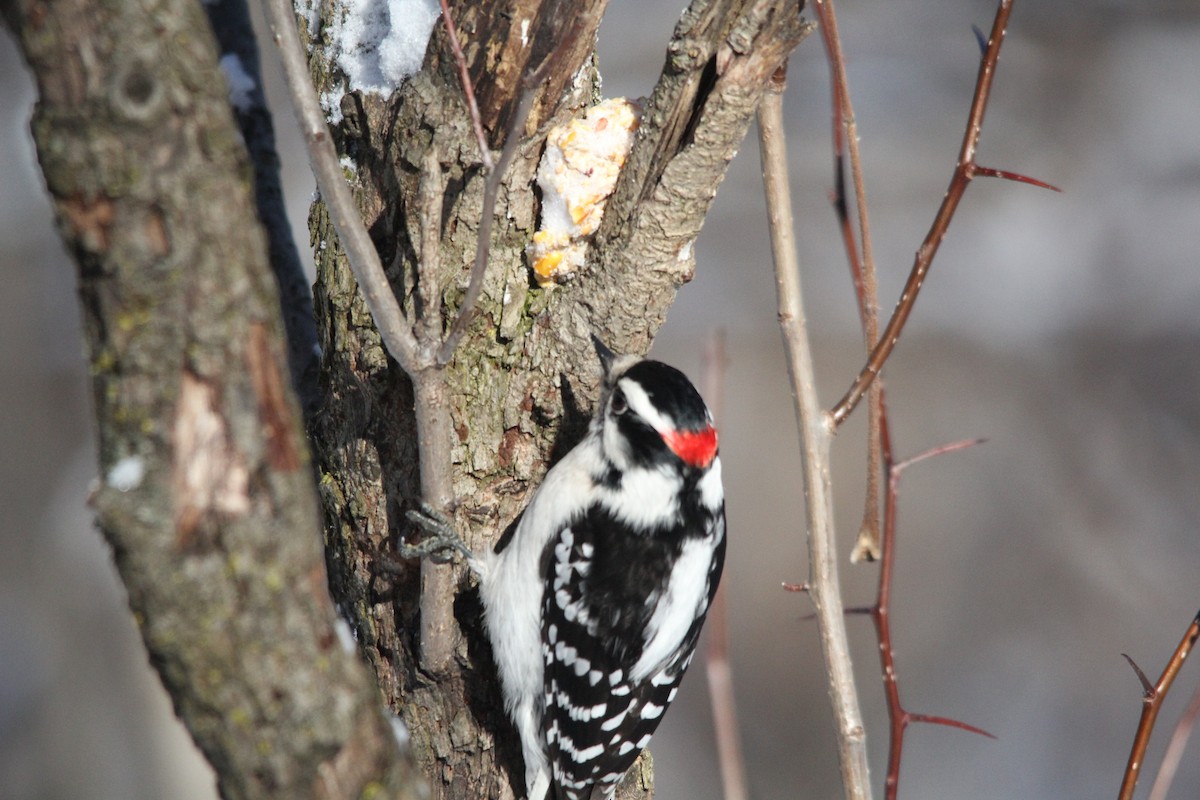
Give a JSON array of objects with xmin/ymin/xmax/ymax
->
[
  {"xmin": 1118, "ymin": 610, "xmax": 1200, "ymax": 800},
  {"xmin": 1122, "ymin": 653, "xmax": 1156, "ymax": 698},
  {"xmin": 828, "ymin": 0, "xmax": 1036, "ymax": 429},
  {"xmin": 971, "ymin": 24, "xmax": 988, "ymax": 56},
  {"xmin": 974, "ymin": 166, "xmax": 1062, "ymax": 192},
  {"xmin": 909, "ymin": 712, "xmax": 996, "ymax": 740}
]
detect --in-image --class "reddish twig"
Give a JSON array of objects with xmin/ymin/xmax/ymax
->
[
  {"xmin": 877, "ymin": 439, "xmax": 994, "ymax": 800},
  {"xmin": 829, "ymin": 0, "xmax": 1057, "ymax": 428},
  {"xmin": 700, "ymin": 330, "xmax": 748, "ymax": 800},
  {"xmin": 1147, "ymin": 679, "xmax": 1200, "ymax": 800},
  {"xmin": 1118, "ymin": 609, "xmax": 1200, "ymax": 800},
  {"xmin": 812, "ymin": 0, "xmax": 889, "ymax": 562},
  {"xmin": 437, "ymin": 0, "xmax": 494, "ymax": 172}
]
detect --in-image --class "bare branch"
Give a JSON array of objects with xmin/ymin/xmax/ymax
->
[
  {"xmin": 5, "ymin": 0, "xmax": 422, "ymax": 791},
  {"xmin": 758, "ymin": 67, "xmax": 873, "ymax": 800},
  {"xmin": 1147, "ymin": 680, "xmax": 1200, "ymax": 800},
  {"xmin": 262, "ymin": 0, "xmax": 425, "ymax": 374},
  {"xmin": 813, "ymin": 0, "xmax": 886, "ymax": 563},
  {"xmin": 416, "ymin": 147, "xmax": 445, "ymax": 345},
  {"xmin": 877, "ymin": 439, "xmax": 991, "ymax": 799},
  {"xmin": 701, "ymin": 330, "xmax": 748, "ymax": 800},
  {"xmin": 1118, "ymin": 609, "xmax": 1200, "ymax": 800},
  {"xmin": 829, "ymin": 0, "xmax": 1057, "ymax": 427}
]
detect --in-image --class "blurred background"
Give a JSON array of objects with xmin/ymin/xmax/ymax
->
[{"xmin": 3, "ymin": 1, "xmax": 1199, "ymax": 798}]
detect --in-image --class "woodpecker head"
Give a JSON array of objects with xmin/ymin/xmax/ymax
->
[{"xmin": 591, "ymin": 336, "xmax": 719, "ymax": 472}]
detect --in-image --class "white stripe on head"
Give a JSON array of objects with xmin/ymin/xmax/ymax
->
[{"xmin": 617, "ymin": 376, "xmax": 673, "ymax": 435}]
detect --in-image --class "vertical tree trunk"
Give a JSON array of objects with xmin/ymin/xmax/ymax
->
[
  {"xmin": 304, "ymin": 1, "xmax": 810, "ymax": 797},
  {"xmin": 1, "ymin": 0, "xmax": 420, "ymax": 796}
]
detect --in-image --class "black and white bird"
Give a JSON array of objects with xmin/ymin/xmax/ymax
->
[{"xmin": 479, "ymin": 338, "xmax": 727, "ymax": 800}]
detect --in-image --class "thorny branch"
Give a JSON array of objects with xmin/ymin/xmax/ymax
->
[
  {"xmin": 868, "ymin": 440, "xmax": 994, "ymax": 800},
  {"xmin": 758, "ymin": 66, "xmax": 873, "ymax": 800},
  {"xmin": 1118, "ymin": 609, "xmax": 1200, "ymax": 800},
  {"xmin": 828, "ymin": 0, "xmax": 1059, "ymax": 428},
  {"xmin": 812, "ymin": 0, "xmax": 887, "ymax": 563}
]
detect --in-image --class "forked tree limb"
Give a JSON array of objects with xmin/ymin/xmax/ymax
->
[{"xmin": 828, "ymin": 0, "xmax": 1061, "ymax": 428}]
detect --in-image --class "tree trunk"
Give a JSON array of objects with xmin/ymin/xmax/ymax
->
[
  {"xmin": 305, "ymin": 0, "xmax": 811, "ymax": 797},
  {"xmin": 1, "ymin": 0, "xmax": 419, "ymax": 796}
]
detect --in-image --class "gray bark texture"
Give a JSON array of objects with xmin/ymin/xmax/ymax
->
[
  {"xmin": 1, "ymin": 0, "xmax": 421, "ymax": 797},
  {"xmin": 2, "ymin": 0, "xmax": 810, "ymax": 794}
]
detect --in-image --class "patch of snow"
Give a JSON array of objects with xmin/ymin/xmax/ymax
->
[
  {"xmin": 328, "ymin": 0, "xmax": 441, "ymax": 98},
  {"xmin": 218, "ymin": 54, "xmax": 258, "ymax": 113},
  {"xmin": 388, "ymin": 711, "xmax": 410, "ymax": 747},
  {"xmin": 105, "ymin": 456, "xmax": 145, "ymax": 492}
]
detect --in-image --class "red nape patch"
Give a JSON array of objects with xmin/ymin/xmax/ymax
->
[{"xmin": 662, "ymin": 426, "xmax": 718, "ymax": 468}]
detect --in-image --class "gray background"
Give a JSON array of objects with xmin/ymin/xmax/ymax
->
[{"xmin": 3, "ymin": 1, "xmax": 1199, "ymax": 798}]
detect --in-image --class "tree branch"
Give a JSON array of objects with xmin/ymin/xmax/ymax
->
[
  {"xmin": 758, "ymin": 69, "xmax": 872, "ymax": 800},
  {"xmin": 581, "ymin": 0, "xmax": 814, "ymax": 356},
  {"xmin": 262, "ymin": 0, "xmax": 425, "ymax": 374},
  {"xmin": 1118, "ymin": 609, "xmax": 1200, "ymax": 800},
  {"xmin": 701, "ymin": 330, "xmax": 749, "ymax": 800},
  {"xmin": 813, "ymin": 0, "xmax": 886, "ymax": 563},
  {"xmin": 876, "ymin": 440, "xmax": 993, "ymax": 799},
  {"xmin": 829, "ymin": 0, "xmax": 1050, "ymax": 427}
]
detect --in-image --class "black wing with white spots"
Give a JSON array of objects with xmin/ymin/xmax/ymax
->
[{"xmin": 540, "ymin": 500, "xmax": 725, "ymax": 800}]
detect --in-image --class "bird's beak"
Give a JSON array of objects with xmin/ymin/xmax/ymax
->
[{"xmin": 590, "ymin": 334, "xmax": 617, "ymax": 375}]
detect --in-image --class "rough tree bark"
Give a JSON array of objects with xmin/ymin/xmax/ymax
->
[
  {"xmin": 3, "ymin": 0, "xmax": 810, "ymax": 795},
  {"xmin": 1, "ymin": 0, "xmax": 419, "ymax": 796},
  {"xmin": 305, "ymin": 0, "xmax": 811, "ymax": 797}
]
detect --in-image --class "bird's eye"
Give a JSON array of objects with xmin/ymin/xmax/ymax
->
[{"xmin": 611, "ymin": 389, "xmax": 627, "ymax": 415}]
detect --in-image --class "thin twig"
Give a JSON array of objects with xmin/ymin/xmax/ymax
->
[
  {"xmin": 437, "ymin": 0, "xmax": 494, "ymax": 172},
  {"xmin": 1118, "ymin": 609, "xmax": 1200, "ymax": 800},
  {"xmin": 264, "ymin": 0, "xmax": 471, "ymax": 671},
  {"xmin": 1147, "ymin": 680, "xmax": 1200, "ymax": 800},
  {"xmin": 701, "ymin": 330, "xmax": 748, "ymax": 800},
  {"xmin": 758, "ymin": 66, "xmax": 872, "ymax": 800},
  {"xmin": 877, "ymin": 439, "xmax": 993, "ymax": 800},
  {"xmin": 262, "ymin": 0, "xmax": 423, "ymax": 375},
  {"xmin": 829, "ymin": 0, "xmax": 1056, "ymax": 427},
  {"xmin": 813, "ymin": 0, "xmax": 886, "ymax": 563},
  {"xmin": 435, "ymin": 63, "xmax": 550, "ymax": 366}
]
